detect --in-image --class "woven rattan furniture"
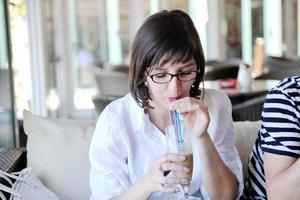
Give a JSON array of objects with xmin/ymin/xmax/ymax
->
[
  {"xmin": 92, "ymin": 94, "xmax": 120, "ymax": 115},
  {"xmin": 0, "ymin": 147, "xmax": 26, "ymax": 173},
  {"xmin": 232, "ymin": 95, "xmax": 266, "ymax": 121},
  {"xmin": 255, "ymin": 67, "xmax": 300, "ymax": 80},
  {"xmin": 0, "ymin": 148, "xmax": 27, "ymax": 198}
]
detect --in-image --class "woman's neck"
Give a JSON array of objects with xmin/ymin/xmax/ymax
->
[{"xmin": 147, "ymin": 106, "xmax": 171, "ymax": 134}]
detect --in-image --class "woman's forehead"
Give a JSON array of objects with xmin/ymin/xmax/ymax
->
[{"xmin": 155, "ymin": 58, "xmax": 196, "ymax": 70}]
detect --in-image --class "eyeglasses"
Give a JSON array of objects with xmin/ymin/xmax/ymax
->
[{"xmin": 149, "ymin": 71, "xmax": 198, "ymax": 84}]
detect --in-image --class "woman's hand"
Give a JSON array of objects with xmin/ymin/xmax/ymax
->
[
  {"xmin": 142, "ymin": 153, "xmax": 191, "ymax": 194},
  {"xmin": 170, "ymin": 97, "xmax": 210, "ymax": 139}
]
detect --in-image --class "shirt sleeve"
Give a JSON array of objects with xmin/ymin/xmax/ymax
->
[
  {"xmin": 89, "ymin": 111, "xmax": 131, "ymax": 200},
  {"xmin": 201, "ymin": 91, "xmax": 243, "ymax": 200},
  {"xmin": 260, "ymin": 89, "xmax": 300, "ymax": 157}
]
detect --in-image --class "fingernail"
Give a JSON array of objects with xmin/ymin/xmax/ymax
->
[
  {"xmin": 179, "ymin": 113, "xmax": 184, "ymax": 120},
  {"xmin": 184, "ymin": 167, "xmax": 190, "ymax": 172}
]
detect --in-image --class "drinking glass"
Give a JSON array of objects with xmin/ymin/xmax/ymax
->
[
  {"xmin": 165, "ymin": 111, "xmax": 201, "ymax": 200},
  {"xmin": 175, "ymin": 136, "xmax": 194, "ymax": 199}
]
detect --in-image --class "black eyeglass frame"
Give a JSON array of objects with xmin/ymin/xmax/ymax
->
[{"xmin": 149, "ymin": 70, "xmax": 199, "ymax": 84}]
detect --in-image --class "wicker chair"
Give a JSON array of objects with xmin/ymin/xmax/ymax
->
[
  {"xmin": 255, "ymin": 67, "xmax": 300, "ymax": 80},
  {"xmin": 92, "ymin": 94, "xmax": 120, "ymax": 115},
  {"xmin": 232, "ymin": 95, "xmax": 266, "ymax": 121},
  {"xmin": 0, "ymin": 148, "xmax": 27, "ymax": 198},
  {"xmin": 92, "ymin": 66, "xmax": 128, "ymax": 115},
  {"xmin": 94, "ymin": 66, "xmax": 129, "ymax": 97},
  {"xmin": 257, "ymin": 56, "xmax": 300, "ymax": 80},
  {"xmin": 264, "ymin": 56, "xmax": 300, "ymax": 70},
  {"xmin": 0, "ymin": 147, "xmax": 26, "ymax": 173},
  {"xmin": 229, "ymin": 90, "xmax": 267, "ymax": 106}
]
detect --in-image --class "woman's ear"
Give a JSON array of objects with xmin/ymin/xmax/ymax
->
[{"xmin": 142, "ymin": 80, "xmax": 150, "ymax": 100}]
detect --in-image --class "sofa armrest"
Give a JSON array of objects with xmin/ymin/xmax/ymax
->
[
  {"xmin": 234, "ymin": 121, "xmax": 261, "ymax": 180},
  {"xmin": 0, "ymin": 147, "xmax": 27, "ymax": 173}
]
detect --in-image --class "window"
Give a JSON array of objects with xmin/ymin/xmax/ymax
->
[
  {"xmin": 0, "ymin": 0, "xmax": 17, "ymax": 147},
  {"xmin": 26, "ymin": 0, "xmax": 300, "ymax": 119},
  {"xmin": 42, "ymin": 0, "xmax": 197, "ymax": 119},
  {"xmin": 8, "ymin": 0, "xmax": 31, "ymax": 119},
  {"xmin": 225, "ymin": 0, "xmax": 242, "ymax": 58}
]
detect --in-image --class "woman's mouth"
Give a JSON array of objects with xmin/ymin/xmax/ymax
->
[{"xmin": 168, "ymin": 97, "xmax": 180, "ymax": 102}]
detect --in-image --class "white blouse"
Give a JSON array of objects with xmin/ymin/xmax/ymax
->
[{"xmin": 89, "ymin": 89, "xmax": 243, "ymax": 200}]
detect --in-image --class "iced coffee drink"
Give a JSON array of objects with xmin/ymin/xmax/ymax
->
[{"xmin": 174, "ymin": 143, "xmax": 193, "ymax": 183}]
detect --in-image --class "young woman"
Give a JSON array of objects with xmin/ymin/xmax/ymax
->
[{"xmin": 89, "ymin": 10, "xmax": 243, "ymax": 200}]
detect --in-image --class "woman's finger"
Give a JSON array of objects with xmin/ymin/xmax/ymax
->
[
  {"xmin": 153, "ymin": 153, "xmax": 185, "ymax": 168},
  {"xmin": 177, "ymin": 104, "xmax": 199, "ymax": 113},
  {"xmin": 161, "ymin": 161, "xmax": 191, "ymax": 174},
  {"xmin": 164, "ymin": 177, "xmax": 183, "ymax": 185},
  {"xmin": 169, "ymin": 97, "xmax": 193, "ymax": 110},
  {"xmin": 157, "ymin": 183, "xmax": 181, "ymax": 193},
  {"xmin": 170, "ymin": 97, "xmax": 207, "ymax": 113}
]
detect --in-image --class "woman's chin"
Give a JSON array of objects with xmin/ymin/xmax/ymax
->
[{"xmin": 151, "ymin": 102, "xmax": 169, "ymax": 111}]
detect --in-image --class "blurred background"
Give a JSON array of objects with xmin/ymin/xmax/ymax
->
[{"xmin": 1, "ymin": 0, "xmax": 300, "ymax": 147}]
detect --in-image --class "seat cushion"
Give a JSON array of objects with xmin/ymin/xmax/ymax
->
[
  {"xmin": 23, "ymin": 110, "xmax": 94, "ymax": 200},
  {"xmin": 233, "ymin": 121, "xmax": 261, "ymax": 180}
]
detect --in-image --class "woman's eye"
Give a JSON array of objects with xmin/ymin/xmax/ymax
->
[
  {"xmin": 155, "ymin": 74, "xmax": 167, "ymax": 78},
  {"xmin": 180, "ymin": 72, "xmax": 192, "ymax": 76}
]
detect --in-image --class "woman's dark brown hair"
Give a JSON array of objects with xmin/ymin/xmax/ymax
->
[{"xmin": 129, "ymin": 10, "xmax": 205, "ymax": 108}]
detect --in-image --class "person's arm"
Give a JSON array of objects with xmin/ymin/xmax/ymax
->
[
  {"xmin": 264, "ymin": 153, "xmax": 300, "ymax": 200},
  {"xmin": 261, "ymin": 88, "xmax": 300, "ymax": 200},
  {"xmin": 195, "ymin": 133, "xmax": 238, "ymax": 200},
  {"xmin": 171, "ymin": 92, "xmax": 240, "ymax": 200},
  {"xmin": 195, "ymin": 93, "xmax": 238, "ymax": 199}
]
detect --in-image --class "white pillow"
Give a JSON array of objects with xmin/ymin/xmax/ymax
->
[
  {"xmin": 233, "ymin": 121, "xmax": 261, "ymax": 180},
  {"xmin": 23, "ymin": 110, "xmax": 95, "ymax": 200}
]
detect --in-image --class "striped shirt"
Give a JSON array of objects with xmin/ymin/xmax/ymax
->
[{"xmin": 242, "ymin": 75, "xmax": 300, "ymax": 200}]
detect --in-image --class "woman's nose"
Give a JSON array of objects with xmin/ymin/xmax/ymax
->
[{"xmin": 168, "ymin": 76, "xmax": 181, "ymax": 91}]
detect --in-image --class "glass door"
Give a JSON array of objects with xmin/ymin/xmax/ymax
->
[{"xmin": 0, "ymin": 0, "xmax": 17, "ymax": 147}]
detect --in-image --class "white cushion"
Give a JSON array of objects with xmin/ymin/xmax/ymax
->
[
  {"xmin": 233, "ymin": 121, "xmax": 261, "ymax": 180},
  {"xmin": 23, "ymin": 110, "xmax": 94, "ymax": 200}
]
